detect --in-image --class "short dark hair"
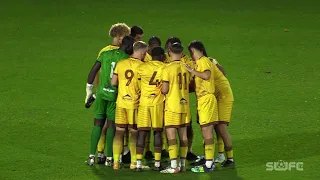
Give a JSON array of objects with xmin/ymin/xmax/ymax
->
[
  {"xmin": 151, "ymin": 46, "xmax": 165, "ymax": 62},
  {"xmin": 121, "ymin": 36, "xmax": 135, "ymax": 55},
  {"xmin": 188, "ymin": 40, "xmax": 208, "ymax": 56},
  {"xmin": 165, "ymin": 37, "xmax": 181, "ymax": 50},
  {"xmin": 148, "ymin": 36, "xmax": 161, "ymax": 47},
  {"xmin": 151, "ymin": 46, "xmax": 164, "ymax": 57},
  {"xmin": 130, "ymin": 26, "xmax": 143, "ymax": 37},
  {"xmin": 169, "ymin": 42, "xmax": 183, "ymax": 54}
]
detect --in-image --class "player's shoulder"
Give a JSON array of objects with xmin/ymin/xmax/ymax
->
[
  {"xmin": 197, "ymin": 56, "xmax": 211, "ymax": 64},
  {"xmin": 100, "ymin": 49, "xmax": 117, "ymax": 56},
  {"xmin": 117, "ymin": 58, "xmax": 129, "ymax": 65},
  {"xmin": 102, "ymin": 45, "xmax": 119, "ymax": 51},
  {"xmin": 98, "ymin": 45, "xmax": 119, "ymax": 55}
]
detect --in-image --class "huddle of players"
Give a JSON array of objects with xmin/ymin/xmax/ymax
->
[{"xmin": 85, "ymin": 23, "xmax": 235, "ymax": 173}]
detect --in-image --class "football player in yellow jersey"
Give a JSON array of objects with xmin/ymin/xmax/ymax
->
[
  {"xmin": 111, "ymin": 41, "xmax": 148, "ymax": 170},
  {"xmin": 164, "ymin": 37, "xmax": 194, "ymax": 66},
  {"xmin": 94, "ymin": 23, "xmax": 131, "ymax": 164},
  {"xmin": 141, "ymin": 36, "xmax": 170, "ymax": 159},
  {"xmin": 160, "ymin": 43, "xmax": 191, "ymax": 174},
  {"xmin": 144, "ymin": 36, "xmax": 161, "ymax": 62},
  {"xmin": 164, "ymin": 37, "xmax": 198, "ymax": 161},
  {"xmin": 208, "ymin": 58, "xmax": 235, "ymax": 167},
  {"xmin": 135, "ymin": 47, "xmax": 166, "ymax": 171},
  {"xmin": 185, "ymin": 41, "xmax": 218, "ymax": 173},
  {"xmin": 120, "ymin": 25, "xmax": 145, "ymax": 163}
]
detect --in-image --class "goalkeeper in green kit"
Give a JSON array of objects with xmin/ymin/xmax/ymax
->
[{"xmin": 85, "ymin": 35, "xmax": 135, "ymax": 166}]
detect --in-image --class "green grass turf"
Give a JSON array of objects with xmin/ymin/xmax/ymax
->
[{"xmin": 1, "ymin": 0, "xmax": 320, "ymax": 179}]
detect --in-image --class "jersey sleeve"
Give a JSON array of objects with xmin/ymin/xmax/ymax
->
[
  {"xmin": 162, "ymin": 66, "xmax": 169, "ymax": 82},
  {"xmin": 197, "ymin": 58, "xmax": 211, "ymax": 72},
  {"xmin": 96, "ymin": 52, "xmax": 104, "ymax": 62}
]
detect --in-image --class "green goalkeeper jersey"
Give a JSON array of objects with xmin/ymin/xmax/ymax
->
[{"xmin": 96, "ymin": 49, "xmax": 128, "ymax": 101}]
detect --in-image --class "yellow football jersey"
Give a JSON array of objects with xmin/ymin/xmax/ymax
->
[
  {"xmin": 162, "ymin": 60, "xmax": 191, "ymax": 113},
  {"xmin": 114, "ymin": 57, "xmax": 143, "ymax": 109},
  {"xmin": 194, "ymin": 56, "xmax": 216, "ymax": 99},
  {"xmin": 137, "ymin": 60, "xmax": 165, "ymax": 106},
  {"xmin": 144, "ymin": 53, "xmax": 152, "ymax": 62},
  {"xmin": 97, "ymin": 45, "xmax": 119, "ymax": 58},
  {"xmin": 210, "ymin": 58, "xmax": 234, "ymax": 101}
]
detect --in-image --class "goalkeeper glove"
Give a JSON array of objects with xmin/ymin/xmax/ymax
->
[{"xmin": 85, "ymin": 83, "xmax": 94, "ymax": 103}]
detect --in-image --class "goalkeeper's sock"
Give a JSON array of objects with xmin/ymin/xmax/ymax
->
[
  {"xmin": 106, "ymin": 127, "xmax": 115, "ymax": 157},
  {"xmin": 90, "ymin": 126, "xmax": 102, "ymax": 155}
]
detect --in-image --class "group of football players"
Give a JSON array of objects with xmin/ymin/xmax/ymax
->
[{"xmin": 84, "ymin": 23, "xmax": 235, "ymax": 173}]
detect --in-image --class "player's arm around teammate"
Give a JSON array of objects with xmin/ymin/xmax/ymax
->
[
  {"xmin": 185, "ymin": 41, "xmax": 218, "ymax": 173},
  {"xmin": 111, "ymin": 41, "xmax": 147, "ymax": 170}
]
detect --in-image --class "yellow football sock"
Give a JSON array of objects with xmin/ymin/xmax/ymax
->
[
  {"xmin": 154, "ymin": 152, "xmax": 161, "ymax": 161},
  {"xmin": 204, "ymin": 138, "xmax": 215, "ymax": 160},
  {"xmin": 113, "ymin": 136, "xmax": 123, "ymax": 162},
  {"xmin": 97, "ymin": 134, "xmax": 106, "ymax": 152},
  {"xmin": 136, "ymin": 153, "xmax": 143, "ymax": 160},
  {"xmin": 130, "ymin": 132, "xmax": 137, "ymax": 163},
  {"xmin": 226, "ymin": 150, "xmax": 234, "ymax": 159},
  {"xmin": 162, "ymin": 131, "xmax": 167, "ymax": 150},
  {"xmin": 218, "ymin": 136, "xmax": 225, "ymax": 153},
  {"xmin": 205, "ymin": 144, "xmax": 215, "ymax": 160},
  {"xmin": 168, "ymin": 139, "xmax": 178, "ymax": 159}
]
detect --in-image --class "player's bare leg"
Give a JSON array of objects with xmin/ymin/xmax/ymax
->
[
  {"xmin": 214, "ymin": 126, "xmax": 225, "ymax": 163},
  {"xmin": 191, "ymin": 124, "xmax": 215, "ymax": 173},
  {"xmin": 136, "ymin": 130, "xmax": 148, "ymax": 171},
  {"xmin": 104, "ymin": 120, "xmax": 115, "ymax": 166},
  {"xmin": 161, "ymin": 131, "xmax": 169, "ymax": 157},
  {"xmin": 86, "ymin": 119, "xmax": 104, "ymax": 165},
  {"xmin": 216, "ymin": 124, "xmax": 235, "ymax": 167},
  {"xmin": 153, "ymin": 130, "xmax": 163, "ymax": 171},
  {"xmin": 177, "ymin": 126, "xmax": 188, "ymax": 172},
  {"xmin": 97, "ymin": 119, "xmax": 107, "ymax": 164},
  {"xmin": 186, "ymin": 121, "xmax": 198, "ymax": 161},
  {"xmin": 144, "ymin": 133, "xmax": 154, "ymax": 160},
  {"xmin": 160, "ymin": 127, "xmax": 180, "ymax": 174},
  {"xmin": 113, "ymin": 127, "xmax": 125, "ymax": 170}
]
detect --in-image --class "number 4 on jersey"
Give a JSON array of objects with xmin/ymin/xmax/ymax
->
[{"xmin": 149, "ymin": 71, "xmax": 160, "ymax": 87}]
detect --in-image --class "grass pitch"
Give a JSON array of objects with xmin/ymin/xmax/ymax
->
[{"xmin": 1, "ymin": 0, "xmax": 320, "ymax": 179}]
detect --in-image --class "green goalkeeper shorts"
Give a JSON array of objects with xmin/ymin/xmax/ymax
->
[{"xmin": 94, "ymin": 95, "xmax": 116, "ymax": 121}]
